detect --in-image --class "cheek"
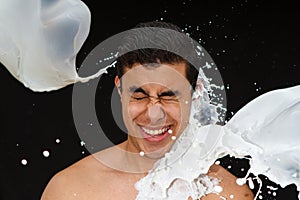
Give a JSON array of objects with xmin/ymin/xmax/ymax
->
[
  {"xmin": 182, "ymin": 100, "xmax": 192, "ymax": 119},
  {"xmin": 166, "ymin": 99, "xmax": 191, "ymax": 125},
  {"xmin": 121, "ymin": 96, "xmax": 140, "ymax": 119},
  {"xmin": 165, "ymin": 104, "xmax": 183, "ymax": 121},
  {"xmin": 126, "ymin": 103, "xmax": 145, "ymax": 120},
  {"xmin": 121, "ymin": 101, "xmax": 144, "ymax": 132}
]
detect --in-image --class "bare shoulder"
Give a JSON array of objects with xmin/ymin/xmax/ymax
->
[
  {"xmin": 201, "ymin": 164, "xmax": 254, "ymax": 200},
  {"xmin": 41, "ymin": 151, "xmax": 111, "ymax": 200}
]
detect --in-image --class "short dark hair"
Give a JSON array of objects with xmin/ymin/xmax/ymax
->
[{"xmin": 115, "ymin": 21, "xmax": 199, "ymax": 90}]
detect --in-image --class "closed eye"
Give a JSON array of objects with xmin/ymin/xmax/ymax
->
[{"xmin": 128, "ymin": 86, "xmax": 149, "ymax": 100}]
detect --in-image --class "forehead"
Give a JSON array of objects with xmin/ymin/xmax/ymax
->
[{"xmin": 122, "ymin": 63, "xmax": 189, "ymax": 90}]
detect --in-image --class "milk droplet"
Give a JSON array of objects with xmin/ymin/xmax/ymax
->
[
  {"xmin": 236, "ymin": 178, "xmax": 246, "ymax": 185},
  {"xmin": 215, "ymin": 160, "xmax": 221, "ymax": 165},
  {"xmin": 55, "ymin": 138, "xmax": 60, "ymax": 143},
  {"xmin": 266, "ymin": 185, "xmax": 278, "ymax": 190},
  {"xmin": 139, "ymin": 151, "xmax": 145, "ymax": 157},
  {"xmin": 21, "ymin": 159, "xmax": 27, "ymax": 165},
  {"xmin": 213, "ymin": 185, "xmax": 223, "ymax": 193},
  {"xmin": 229, "ymin": 194, "xmax": 234, "ymax": 199},
  {"xmin": 248, "ymin": 178, "xmax": 255, "ymax": 189},
  {"xmin": 171, "ymin": 136, "xmax": 176, "ymax": 140},
  {"xmin": 168, "ymin": 129, "xmax": 173, "ymax": 134},
  {"xmin": 43, "ymin": 150, "xmax": 50, "ymax": 157}
]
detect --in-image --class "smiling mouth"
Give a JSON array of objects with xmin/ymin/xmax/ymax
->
[
  {"xmin": 139, "ymin": 125, "xmax": 173, "ymax": 142},
  {"xmin": 141, "ymin": 126, "xmax": 171, "ymax": 136}
]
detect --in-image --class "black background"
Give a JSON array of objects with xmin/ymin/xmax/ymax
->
[{"xmin": 0, "ymin": 0, "xmax": 299, "ymax": 199}]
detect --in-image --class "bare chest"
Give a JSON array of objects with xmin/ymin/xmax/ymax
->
[{"xmin": 77, "ymin": 172, "xmax": 141, "ymax": 200}]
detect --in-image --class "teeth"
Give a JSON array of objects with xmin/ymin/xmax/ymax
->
[{"xmin": 142, "ymin": 127, "xmax": 170, "ymax": 135}]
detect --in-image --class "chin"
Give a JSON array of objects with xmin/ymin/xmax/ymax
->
[
  {"xmin": 144, "ymin": 149, "xmax": 168, "ymax": 160},
  {"xmin": 141, "ymin": 139, "xmax": 175, "ymax": 159}
]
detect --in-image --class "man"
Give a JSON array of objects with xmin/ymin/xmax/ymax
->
[{"xmin": 41, "ymin": 21, "xmax": 254, "ymax": 199}]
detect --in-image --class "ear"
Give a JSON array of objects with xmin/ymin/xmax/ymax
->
[{"xmin": 114, "ymin": 76, "xmax": 122, "ymax": 97}]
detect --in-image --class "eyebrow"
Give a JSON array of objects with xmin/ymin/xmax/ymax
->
[
  {"xmin": 158, "ymin": 90, "xmax": 180, "ymax": 97},
  {"xmin": 128, "ymin": 86, "xmax": 148, "ymax": 95}
]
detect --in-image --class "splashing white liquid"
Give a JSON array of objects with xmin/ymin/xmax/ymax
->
[
  {"xmin": 139, "ymin": 151, "xmax": 145, "ymax": 157},
  {"xmin": 43, "ymin": 150, "xmax": 50, "ymax": 157},
  {"xmin": 0, "ymin": 0, "xmax": 109, "ymax": 92},
  {"xmin": 135, "ymin": 85, "xmax": 300, "ymax": 199},
  {"xmin": 21, "ymin": 159, "xmax": 28, "ymax": 165}
]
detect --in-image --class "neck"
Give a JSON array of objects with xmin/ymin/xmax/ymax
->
[{"xmin": 118, "ymin": 140, "xmax": 158, "ymax": 173}]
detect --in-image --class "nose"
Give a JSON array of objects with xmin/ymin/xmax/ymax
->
[{"xmin": 147, "ymin": 104, "xmax": 166, "ymax": 125}]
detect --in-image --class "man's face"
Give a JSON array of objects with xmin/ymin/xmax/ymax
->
[{"xmin": 115, "ymin": 62, "xmax": 192, "ymax": 159}]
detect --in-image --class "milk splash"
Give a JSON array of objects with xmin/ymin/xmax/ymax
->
[
  {"xmin": 0, "ymin": 0, "xmax": 109, "ymax": 92},
  {"xmin": 135, "ymin": 85, "xmax": 300, "ymax": 199}
]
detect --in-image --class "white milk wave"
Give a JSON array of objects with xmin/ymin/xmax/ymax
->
[
  {"xmin": 0, "ymin": 0, "xmax": 103, "ymax": 92},
  {"xmin": 135, "ymin": 85, "xmax": 300, "ymax": 200}
]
